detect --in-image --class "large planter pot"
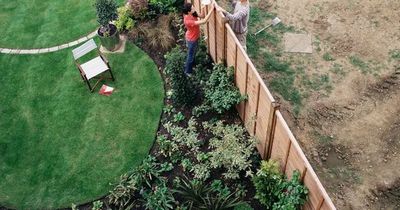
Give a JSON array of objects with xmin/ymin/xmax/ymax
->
[{"xmin": 97, "ymin": 24, "xmax": 121, "ymax": 51}]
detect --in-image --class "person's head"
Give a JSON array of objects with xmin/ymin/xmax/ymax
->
[
  {"xmin": 183, "ymin": 3, "xmax": 194, "ymax": 15},
  {"xmin": 240, "ymin": 0, "xmax": 248, "ymax": 4}
]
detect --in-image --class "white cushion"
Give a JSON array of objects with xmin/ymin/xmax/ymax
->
[{"xmin": 80, "ymin": 56, "xmax": 109, "ymax": 80}]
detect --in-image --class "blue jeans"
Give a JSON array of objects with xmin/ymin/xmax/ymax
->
[{"xmin": 185, "ymin": 40, "xmax": 198, "ymax": 74}]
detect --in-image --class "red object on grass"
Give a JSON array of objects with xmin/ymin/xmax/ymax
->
[{"xmin": 99, "ymin": 84, "xmax": 114, "ymax": 96}]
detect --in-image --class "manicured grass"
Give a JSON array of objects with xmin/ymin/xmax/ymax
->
[
  {"xmin": 0, "ymin": 43, "xmax": 164, "ymax": 209},
  {"xmin": 0, "ymin": 0, "xmax": 124, "ymax": 48}
]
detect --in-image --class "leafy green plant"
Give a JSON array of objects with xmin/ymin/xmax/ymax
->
[
  {"xmin": 181, "ymin": 158, "xmax": 193, "ymax": 172},
  {"xmin": 252, "ymin": 160, "xmax": 308, "ymax": 210},
  {"xmin": 148, "ymin": 0, "xmax": 182, "ymax": 15},
  {"xmin": 115, "ymin": 6, "xmax": 135, "ymax": 32},
  {"xmin": 94, "ymin": 0, "xmax": 118, "ymax": 34},
  {"xmin": 164, "ymin": 118, "xmax": 200, "ymax": 152},
  {"xmin": 252, "ymin": 160, "xmax": 282, "ymax": 208},
  {"xmin": 204, "ymin": 121, "xmax": 257, "ymax": 179},
  {"xmin": 173, "ymin": 112, "xmax": 185, "ymax": 122},
  {"xmin": 173, "ymin": 176, "xmax": 244, "ymax": 210},
  {"xmin": 163, "ymin": 104, "xmax": 175, "ymax": 115},
  {"xmin": 143, "ymin": 181, "xmax": 176, "ymax": 210},
  {"xmin": 204, "ymin": 64, "xmax": 245, "ymax": 114},
  {"xmin": 91, "ymin": 200, "xmax": 103, "ymax": 210},
  {"xmin": 164, "ymin": 47, "xmax": 196, "ymax": 106},
  {"xmin": 192, "ymin": 104, "xmax": 212, "ymax": 117},
  {"xmin": 157, "ymin": 134, "xmax": 179, "ymax": 158},
  {"xmin": 272, "ymin": 171, "xmax": 308, "ymax": 210},
  {"xmin": 108, "ymin": 172, "xmax": 139, "ymax": 209},
  {"xmin": 234, "ymin": 203, "xmax": 254, "ymax": 210}
]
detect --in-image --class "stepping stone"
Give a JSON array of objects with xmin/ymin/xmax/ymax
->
[
  {"xmin": 284, "ymin": 33, "xmax": 313, "ymax": 53},
  {"xmin": 59, "ymin": 44, "xmax": 69, "ymax": 50},
  {"xmin": 77, "ymin": 37, "xmax": 88, "ymax": 44},
  {"xmin": 1, "ymin": 48, "xmax": 11, "ymax": 53},
  {"xmin": 20, "ymin": 49, "xmax": 32, "ymax": 54},
  {"xmin": 48, "ymin": 46, "xmax": 59, "ymax": 52},
  {"xmin": 68, "ymin": 40, "xmax": 79, "ymax": 47},
  {"xmin": 38, "ymin": 48, "xmax": 49, "ymax": 53}
]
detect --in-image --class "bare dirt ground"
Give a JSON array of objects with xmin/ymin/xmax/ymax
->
[{"xmin": 260, "ymin": 0, "xmax": 400, "ymax": 209}]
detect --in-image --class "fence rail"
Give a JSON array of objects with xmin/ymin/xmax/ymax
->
[{"xmin": 188, "ymin": 0, "xmax": 337, "ymax": 209}]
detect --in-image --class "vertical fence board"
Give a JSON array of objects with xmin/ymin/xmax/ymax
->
[
  {"xmin": 244, "ymin": 66, "xmax": 259, "ymax": 135},
  {"xmin": 226, "ymin": 29, "xmax": 237, "ymax": 68},
  {"xmin": 303, "ymin": 171, "xmax": 324, "ymax": 210},
  {"xmin": 254, "ymin": 88, "xmax": 272, "ymax": 158},
  {"xmin": 208, "ymin": 11, "xmax": 216, "ymax": 61},
  {"xmin": 235, "ymin": 50, "xmax": 247, "ymax": 120},
  {"xmin": 285, "ymin": 144, "xmax": 307, "ymax": 179},
  {"xmin": 215, "ymin": 13, "xmax": 225, "ymax": 63},
  {"xmin": 270, "ymin": 113, "xmax": 291, "ymax": 171}
]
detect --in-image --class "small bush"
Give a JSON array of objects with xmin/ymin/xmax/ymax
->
[
  {"xmin": 115, "ymin": 6, "xmax": 135, "ymax": 32},
  {"xmin": 204, "ymin": 121, "xmax": 257, "ymax": 179},
  {"xmin": 173, "ymin": 176, "xmax": 244, "ymax": 209},
  {"xmin": 143, "ymin": 181, "xmax": 175, "ymax": 210},
  {"xmin": 94, "ymin": 0, "xmax": 118, "ymax": 30},
  {"xmin": 164, "ymin": 47, "xmax": 196, "ymax": 106},
  {"xmin": 127, "ymin": 0, "xmax": 148, "ymax": 19},
  {"xmin": 204, "ymin": 64, "xmax": 245, "ymax": 114},
  {"xmin": 253, "ymin": 160, "xmax": 308, "ymax": 210}
]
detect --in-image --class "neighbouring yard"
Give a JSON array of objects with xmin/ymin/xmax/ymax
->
[
  {"xmin": 0, "ymin": 0, "xmax": 124, "ymax": 48},
  {"xmin": 217, "ymin": 0, "xmax": 400, "ymax": 209},
  {"xmin": 0, "ymin": 43, "xmax": 164, "ymax": 209}
]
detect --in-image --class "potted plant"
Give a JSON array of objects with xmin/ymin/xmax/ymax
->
[{"xmin": 95, "ymin": 0, "xmax": 120, "ymax": 51}]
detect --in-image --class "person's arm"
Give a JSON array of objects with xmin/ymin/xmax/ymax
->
[
  {"xmin": 198, "ymin": 6, "xmax": 206, "ymax": 18},
  {"xmin": 224, "ymin": 6, "xmax": 248, "ymax": 21},
  {"xmin": 195, "ymin": 4, "xmax": 215, "ymax": 25}
]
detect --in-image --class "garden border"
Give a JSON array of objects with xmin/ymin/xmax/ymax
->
[{"xmin": 189, "ymin": 0, "xmax": 337, "ymax": 209}]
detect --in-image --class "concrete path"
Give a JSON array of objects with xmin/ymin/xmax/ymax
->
[{"xmin": 0, "ymin": 30, "xmax": 97, "ymax": 55}]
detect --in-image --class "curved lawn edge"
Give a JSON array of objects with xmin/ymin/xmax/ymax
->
[{"xmin": 0, "ymin": 42, "xmax": 164, "ymax": 209}]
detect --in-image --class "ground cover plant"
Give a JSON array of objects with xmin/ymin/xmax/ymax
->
[
  {"xmin": 0, "ymin": 0, "xmax": 125, "ymax": 48},
  {"xmin": 0, "ymin": 43, "xmax": 164, "ymax": 209}
]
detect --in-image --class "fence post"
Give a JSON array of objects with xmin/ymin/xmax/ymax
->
[{"xmin": 263, "ymin": 102, "xmax": 280, "ymax": 160}]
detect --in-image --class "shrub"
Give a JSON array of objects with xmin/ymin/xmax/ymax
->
[
  {"xmin": 272, "ymin": 171, "xmax": 308, "ymax": 210},
  {"xmin": 252, "ymin": 160, "xmax": 308, "ymax": 210},
  {"xmin": 203, "ymin": 121, "xmax": 257, "ymax": 179},
  {"xmin": 127, "ymin": 0, "xmax": 148, "ymax": 18},
  {"xmin": 143, "ymin": 181, "xmax": 176, "ymax": 210},
  {"xmin": 94, "ymin": 0, "xmax": 118, "ymax": 33},
  {"xmin": 163, "ymin": 117, "xmax": 200, "ymax": 152},
  {"xmin": 108, "ymin": 156, "xmax": 163, "ymax": 208},
  {"xmin": 148, "ymin": 0, "xmax": 183, "ymax": 15},
  {"xmin": 164, "ymin": 47, "xmax": 196, "ymax": 106},
  {"xmin": 252, "ymin": 160, "xmax": 282, "ymax": 208},
  {"xmin": 115, "ymin": 6, "xmax": 135, "ymax": 32},
  {"xmin": 173, "ymin": 176, "xmax": 244, "ymax": 210},
  {"xmin": 204, "ymin": 64, "xmax": 245, "ymax": 114}
]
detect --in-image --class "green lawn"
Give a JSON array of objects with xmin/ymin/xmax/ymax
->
[
  {"xmin": 0, "ymin": 0, "xmax": 124, "ymax": 48},
  {"xmin": 0, "ymin": 43, "xmax": 164, "ymax": 209}
]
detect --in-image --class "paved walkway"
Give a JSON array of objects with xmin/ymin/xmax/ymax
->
[{"xmin": 0, "ymin": 30, "xmax": 97, "ymax": 55}]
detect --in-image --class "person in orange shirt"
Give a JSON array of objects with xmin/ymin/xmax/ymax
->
[{"xmin": 182, "ymin": 2, "xmax": 214, "ymax": 76}]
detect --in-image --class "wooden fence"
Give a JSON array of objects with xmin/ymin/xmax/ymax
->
[{"xmin": 187, "ymin": 0, "xmax": 336, "ymax": 209}]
